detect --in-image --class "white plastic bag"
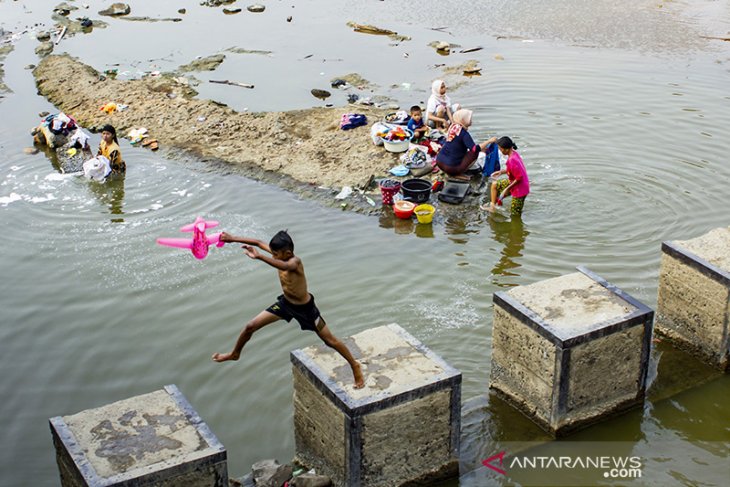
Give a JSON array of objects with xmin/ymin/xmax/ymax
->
[{"xmin": 370, "ymin": 122, "xmax": 389, "ymax": 146}]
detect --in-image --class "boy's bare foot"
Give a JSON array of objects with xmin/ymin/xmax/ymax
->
[
  {"xmin": 353, "ymin": 364, "xmax": 365, "ymax": 389},
  {"xmin": 480, "ymin": 203, "xmax": 496, "ymax": 213},
  {"xmin": 212, "ymin": 351, "xmax": 240, "ymax": 362}
]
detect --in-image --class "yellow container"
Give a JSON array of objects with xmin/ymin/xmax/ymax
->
[{"xmin": 414, "ymin": 204, "xmax": 435, "ymax": 224}]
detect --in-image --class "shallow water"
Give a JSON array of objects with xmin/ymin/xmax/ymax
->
[{"xmin": 1, "ymin": 1, "xmax": 729, "ymax": 485}]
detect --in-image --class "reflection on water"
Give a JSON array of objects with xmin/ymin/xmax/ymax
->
[
  {"xmin": 87, "ymin": 173, "xmax": 126, "ymax": 222},
  {"xmin": 488, "ymin": 216, "xmax": 529, "ymax": 286},
  {"xmin": 378, "ymin": 209, "xmax": 436, "ymax": 238}
]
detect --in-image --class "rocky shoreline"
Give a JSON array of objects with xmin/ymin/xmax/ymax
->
[{"xmin": 32, "ymin": 54, "xmax": 410, "ymax": 213}]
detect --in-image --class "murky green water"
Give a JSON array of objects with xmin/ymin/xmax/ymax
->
[{"xmin": 1, "ymin": 1, "xmax": 729, "ymax": 485}]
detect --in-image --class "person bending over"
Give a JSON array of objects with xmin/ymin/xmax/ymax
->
[
  {"xmin": 481, "ymin": 136, "xmax": 530, "ymax": 217},
  {"xmin": 435, "ymin": 109, "xmax": 496, "ymax": 178}
]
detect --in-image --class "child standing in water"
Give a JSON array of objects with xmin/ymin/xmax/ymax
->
[
  {"xmin": 97, "ymin": 124, "xmax": 125, "ymax": 174},
  {"xmin": 481, "ymin": 136, "xmax": 530, "ymax": 217},
  {"xmin": 212, "ymin": 230, "xmax": 365, "ymax": 389}
]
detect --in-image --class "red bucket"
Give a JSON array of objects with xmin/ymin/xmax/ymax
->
[{"xmin": 379, "ymin": 179, "xmax": 401, "ymax": 205}]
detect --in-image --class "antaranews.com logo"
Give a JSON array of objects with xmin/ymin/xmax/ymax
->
[
  {"xmin": 483, "ymin": 451, "xmax": 642, "ymax": 480},
  {"xmin": 479, "ymin": 443, "xmax": 649, "ymax": 486}
]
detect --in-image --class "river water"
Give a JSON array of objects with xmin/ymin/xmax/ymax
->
[{"xmin": 1, "ymin": 1, "xmax": 729, "ymax": 485}]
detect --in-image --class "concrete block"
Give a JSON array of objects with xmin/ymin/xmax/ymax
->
[
  {"xmin": 490, "ymin": 267, "xmax": 653, "ymax": 436},
  {"xmin": 291, "ymin": 324, "xmax": 461, "ymax": 487},
  {"xmin": 49, "ymin": 384, "xmax": 227, "ymax": 487},
  {"xmin": 657, "ymin": 227, "xmax": 730, "ymax": 371}
]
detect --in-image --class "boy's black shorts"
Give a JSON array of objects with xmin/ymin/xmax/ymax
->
[{"xmin": 266, "ymin": 294, "xmax": 324, "ymax": 332}]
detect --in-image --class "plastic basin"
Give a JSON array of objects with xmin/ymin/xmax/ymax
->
[
  {"xmin": 393, "ymin": 200, "xmax": 416, "ymax": 219},
  {"xmin": 401, "ymin": 178, "xmax": 432, "ymax": 203},
  {"xmin": 414, "ymin": 204, "xmax": 435, "ymax": 224}
]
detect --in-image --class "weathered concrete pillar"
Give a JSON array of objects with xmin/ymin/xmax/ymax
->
[
  {"xmin": 49, "ymin": 384, "xmax": 227, "ymax": 487},
  {"xmin": 657, "ymin": 226, "xmax": 730, "ymax": 371},
  {"xmin": 291, "ymin": 324, "xmax": 461, "ymax": 487},
  {"xmin": 489, "ymin": 267, "xmax": 653, "ymax": 437}
]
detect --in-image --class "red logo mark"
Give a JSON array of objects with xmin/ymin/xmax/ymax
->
[{"xmin": 482, "ymin": 451, "xmax": 507, "ymax": 475}]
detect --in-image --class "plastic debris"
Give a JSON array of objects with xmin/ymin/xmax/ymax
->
[
  {"xmin": 389, "ymin": 165, "xmax": 409, "ymax": 177},
  {"xmin": 127, "ymin": 127, "xmax": 148, "ymax": 144},
  {"xmin": 100, "ymin": 102, "xmax": 117, "ymax": 113},
  {"xmin": 335, "ymin": 186, "xmax": 353, "ymax": 200}
]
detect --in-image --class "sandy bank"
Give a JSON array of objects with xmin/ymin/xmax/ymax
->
[{"xmin": 33, "ymin": 55, "xmax": 402, "ymax": 203}]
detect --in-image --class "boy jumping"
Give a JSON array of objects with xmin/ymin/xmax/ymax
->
[{"xmin": 212, "ymin": 230, "xmax": 365, "ymax": 389}]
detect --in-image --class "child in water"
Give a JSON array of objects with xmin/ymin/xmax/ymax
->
[
  {"xmin": 212, "ymin": 230, "xmax": 365, "ymax": 389},
  {"xmin": 481, "ymin": 136, "xmax": 530, "ymax": 217},
  {"xmin": 97, "ymin": 124, "xmax": 125, "ymax": 174}
]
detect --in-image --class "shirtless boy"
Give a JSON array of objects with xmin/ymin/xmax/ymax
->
[{"xmin": 212, "ymin": 230, "xmax": 365, "ymax": 389}]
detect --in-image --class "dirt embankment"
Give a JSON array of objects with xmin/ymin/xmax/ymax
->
[{"xmin": 33, "ymin": 55, "xmax": 399, "ymax": 196}]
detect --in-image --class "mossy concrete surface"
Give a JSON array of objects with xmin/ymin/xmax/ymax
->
[
  {"xmin": 50, "ymin": 384, "xmax": 227, "ymax": 486},
  {"xmin": 490, "ymin": 268, "xmax": 653, "ymax": 436},
  {"xmin": 657, "ymin": 226, "xmax": 730, "ymax": 371},
  {"xmin": 291, "ymin": 324, "xmax": 461, "ymax": 486}
]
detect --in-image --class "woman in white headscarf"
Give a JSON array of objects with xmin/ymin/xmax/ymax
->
[
  {"xmin": 426, "ymin": 80, "xmax": 460, "ymax": 130},
  {"xmin": 435, "ymin": 109, "xmax": 497, "ymax": 177}
]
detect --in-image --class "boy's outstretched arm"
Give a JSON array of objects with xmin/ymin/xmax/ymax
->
[
  {"xmin": 220, "ymin": 232, "xmax": 271, "ymax": 253},
  {"xmin": 241, "ymin": 246, "xmax": 300, "ymax": 271}
]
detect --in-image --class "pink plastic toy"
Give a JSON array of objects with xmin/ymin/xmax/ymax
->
[{"xmin": 156, "ymin": 217, "xmax": 225, "ymax": 260}]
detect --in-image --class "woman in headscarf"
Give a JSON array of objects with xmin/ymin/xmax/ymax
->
[
  {"xmin": 97, "ymin": 124, "xmax": 125, "ymax": 174},
  {"xmin": 435, "ymin": 109, "xmax": 496, "ymax": 178},
  {"xmin": 426, "ymin": 80, "xmax": 460, "ymax": 130}
]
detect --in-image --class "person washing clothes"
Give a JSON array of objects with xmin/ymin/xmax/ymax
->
[
  {"xmin": 97, "ymin": 124, "xmax": 125, "ymax": 174},
  {"xmin": 426, "ymin": 80, "xmax": 460, "ymax": 130},
  {"xmin": 435, "ymin": 109, "xmax": 497, "ymax": 178},
  {"xmin": 481, "ymin": 136, "xmax": 530, "ymax": 217}
]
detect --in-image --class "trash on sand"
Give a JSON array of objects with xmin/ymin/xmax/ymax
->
[
  {"xmin": 335, "ymin": 186, "xmax": 353, "ymax": 200},
  {"xmin": 389, "ymin": 165, "xmax": 409, "ymax": 177},
  {"xmin": 127, "ymin": 127, "xmax": 148, "ymax": 144},
  {"xmin": 100, "ymin": 102, "xmax": 117, "ymax": 113}
]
